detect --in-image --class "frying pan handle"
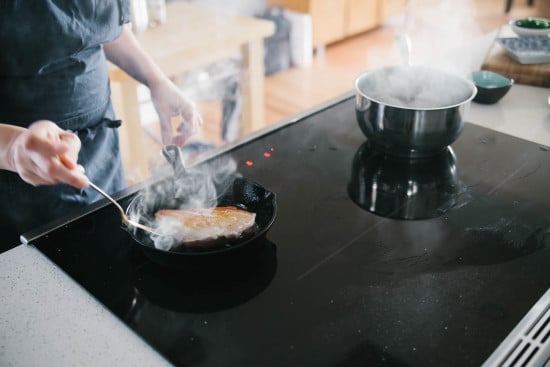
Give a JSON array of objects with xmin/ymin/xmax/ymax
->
[{"xmin": 162, "ymin": 145, "xmax": 187, "ymax": 177}]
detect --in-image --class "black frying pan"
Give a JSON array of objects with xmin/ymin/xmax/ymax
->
[{"xmin": 125, "ymin": 146, "xmax": 277, "ymax": 268}]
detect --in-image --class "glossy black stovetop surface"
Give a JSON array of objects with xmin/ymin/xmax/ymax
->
[{"xmin": 33, "ymin": 96, "xmax": 550, "ymax": 366}]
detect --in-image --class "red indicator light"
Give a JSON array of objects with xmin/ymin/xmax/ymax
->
[
  {"xmin": 263, "ymin": 152, "xmax": 271, "ymax": 158},
  {"xmin": 245, "ymin": 160, "xmax": 254, "ymax": 166}
]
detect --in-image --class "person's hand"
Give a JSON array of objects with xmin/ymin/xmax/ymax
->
[
  {"xmin": 149, "ymin": 78, "xmax": 202, "ymax": 146},
  {"xmin": 8, "ymin": 120, "xmax": 89, "ymax": 188}
]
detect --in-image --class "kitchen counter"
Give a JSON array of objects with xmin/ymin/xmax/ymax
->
[
  {"xmin": 1, "ymin": 87, "xmax": 549, "ymax": 366},
  {"xmin": 466, "ymin": 84, "xmax": 550, "ymax": 147},
  {"xmin": 0, "ymin": 244, "xmax": 171, "ymax": 366}
]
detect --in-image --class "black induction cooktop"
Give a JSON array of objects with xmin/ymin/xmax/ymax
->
[{"xmin": 29, "ymin": 95, "xmax": 550, "ymax": 366}]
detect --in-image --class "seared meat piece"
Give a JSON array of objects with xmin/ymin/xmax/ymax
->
[{"xmin": 155, "ymin": 206, "xmax": 257, "ymax": 247}]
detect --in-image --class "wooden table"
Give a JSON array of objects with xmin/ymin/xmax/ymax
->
[
  {"xmin": 481, "ymin": 25, "xmax": 550, "ymax": 88},
  {"xmin": 109, "ymin": 2, "xmax": 275, "ymax": 179}
]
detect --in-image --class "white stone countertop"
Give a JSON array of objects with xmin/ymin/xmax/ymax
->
[
  {"xmin": 466, "ymin": 84, "xmax": 550, "ymax": 147},
  {"xmin": 0, "ymin": 244, "xmax": 172, "ymax": 367}
]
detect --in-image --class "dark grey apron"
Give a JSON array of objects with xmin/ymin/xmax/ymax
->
[{"xmin": 0, "ymin": 0, "xmax": 131, "ymax": 251}]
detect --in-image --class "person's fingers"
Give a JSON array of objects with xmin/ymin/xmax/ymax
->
[
  {"xmin": 57, "ymin": 156, "xmax": 89, "ymax": 188},
  {"xmin": 18, "ymin": 171, "xmax": 54, "ymax": 186},
  {"xmin": 179, "ymin": 122, "xmax": 197, "ymax": 142},
  {"xmin": 58, "ymin": 131, "xmax": 81, "ymax": 169},
  {"xmin": 12, "ymin": 120, "xmax": 87, "ymax": 189},
  {"xmin": 169, "ymin": 116, "xmax": 195, "ymax": 147},
  {"xmin": 150, "ymin": 79, "xmax": 203, "ymax": 145},
  {"xmin": 32, "ymin": 155, "xmax": 88, "ymax": 189},
  {"xmin": 159, "ymin": 114, "xmax": 173, "ymax": 145},
  {"xmin": 58, "ymin": 153, "xmax": 74, "ymax": 169},
  {"xmin": 25, "ymin": 132, "xmax": 69, "ymax": 159},
  {"xmin": 32, "ymin": 155, "xmax": 70, "ymax": 184},
  {"xmin": 24, "ymin": 135, "xmax": 71, "ymax": 179},
  {"xmin": 175, "ymin": 111, "xmax": 202, "ymax": 132},
  {"xmin": 61, "ymin": 169, "xmax": 89, "ymax": 189},
  {"xmin": 175, "ymin": 96, "xmax": 202, "ymax": 128},
  {"xmin": 170, "ymin": 135, "xmax": 186, "ymax": 147},
  {"xmin": 16, "ymin": 155, "xmax": 67, "ymax": 187}
]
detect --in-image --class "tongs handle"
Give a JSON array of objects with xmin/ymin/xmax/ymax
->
[
  {"xmin": 88, "ymin": 181, "xmax": 160, "ymax": 236},
  {"xmin": 162, "ymin": 145, "xmax": 186, "ymax": 177}
]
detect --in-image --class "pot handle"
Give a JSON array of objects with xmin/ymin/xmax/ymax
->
[{"xmin": 162, "ymin": 145, "xmax": 187, "ymax": 177}]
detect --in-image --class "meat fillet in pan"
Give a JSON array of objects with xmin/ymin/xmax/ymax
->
[{"xmin": 155, "ymin": 206, "xmax": 257, "ymax": 247}]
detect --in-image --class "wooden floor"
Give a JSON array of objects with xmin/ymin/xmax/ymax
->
[{"xmin": 126, "ymin": 0, "xmax": 541, "ymax": 184}]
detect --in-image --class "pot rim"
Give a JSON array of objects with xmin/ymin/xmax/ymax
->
[{"xmin": 354, "ymin": 65, "xmax": 477, "ymax": 111}]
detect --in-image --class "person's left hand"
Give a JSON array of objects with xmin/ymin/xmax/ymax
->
[{"xmin": 149, "ymin": 78, "xmax": 202, "ymax": 146}]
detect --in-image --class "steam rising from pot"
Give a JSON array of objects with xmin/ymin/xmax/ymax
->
[
  {"xmin": 355, "ymin": 65, "xmax": 477, "ymax": 158},
  {"xmin": 355, "ymin": 65, "xmax": 475, "ymax": 109}
]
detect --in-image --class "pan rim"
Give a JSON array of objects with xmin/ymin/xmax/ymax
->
[{"xmin": 125, "ymin": 177, "xmax": 277, "ymax": 257}]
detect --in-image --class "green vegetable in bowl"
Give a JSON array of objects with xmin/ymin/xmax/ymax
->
[{"xmin": 515, "ymin": 17, "xmax": 550, "ymax": 29}]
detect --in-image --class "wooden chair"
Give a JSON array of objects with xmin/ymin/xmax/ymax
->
[{"xmin": 506, "ymin": 0, "xmax": 535, "ymax": 13}]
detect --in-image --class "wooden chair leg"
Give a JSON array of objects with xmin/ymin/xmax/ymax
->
[{"xmin": 505, "ymin": 0, "xmax": 513, "ymax": 13}]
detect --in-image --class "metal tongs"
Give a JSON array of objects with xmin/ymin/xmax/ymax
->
[
  {"xmin": 88, "ymin": 145, "xmax": 186, "ymax": 236},
  {"xmin": 161, "ymin": 144, "xmax": 187, "ymax": 177},
  {"xmin": 88, "ymin": 181, "xmax": 161, "ymax": 236}
]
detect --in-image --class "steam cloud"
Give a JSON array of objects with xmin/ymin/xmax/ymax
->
[
  {"xmin": 356, "ymin": 66, "xmax": 475, "ymax": 109},
  {"xmin": 128, "ymin": 153, "xmax": 238, "ymax": 251}
]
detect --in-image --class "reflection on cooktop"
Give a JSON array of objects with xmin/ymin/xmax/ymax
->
[
  {"xmin": 119, "ymin": 241, "xmax": 278, "ymax": 366},
  {"xmin": 126, "ymin": 240, "xmax": 277, "ymax": 315},
  {"xmin": 348, "ymin": 141, "xmax": 465, "ymax": 220}
]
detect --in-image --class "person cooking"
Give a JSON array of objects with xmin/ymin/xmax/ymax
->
[{"xmin": 0, "ymin": 1, "xmax": 202, "ymax": 252}]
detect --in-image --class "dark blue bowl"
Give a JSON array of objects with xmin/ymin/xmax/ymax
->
[{"xmin": 470, "ymin": 70, "xmax": 514, "ymax": 104}]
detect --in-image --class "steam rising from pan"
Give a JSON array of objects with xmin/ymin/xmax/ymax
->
[{"xmin": 127, "ymin": 155, "xmax": 238, "ymax": 250}]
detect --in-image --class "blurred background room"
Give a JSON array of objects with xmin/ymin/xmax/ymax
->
[{"xmin": 113, "ymin": 0, "xmax": 547, "ymax": 185}]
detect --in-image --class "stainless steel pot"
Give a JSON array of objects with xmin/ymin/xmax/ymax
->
[{"xmin": 355, "ymin": 65, "xmax": 477, "ymax": 158}]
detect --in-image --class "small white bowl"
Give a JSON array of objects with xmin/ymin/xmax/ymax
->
[{"xmin": 510, "ymin": 18, "xmax": 550, "ymax": 37}]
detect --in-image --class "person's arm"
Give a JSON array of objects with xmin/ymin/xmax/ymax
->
[
  {"xmin": 103, "ymin": 25, "xmax": 201, "ymax": 145},
  {"xmin": 0, "ymin": 121, "xmax": 88, "ymax": 188}
]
